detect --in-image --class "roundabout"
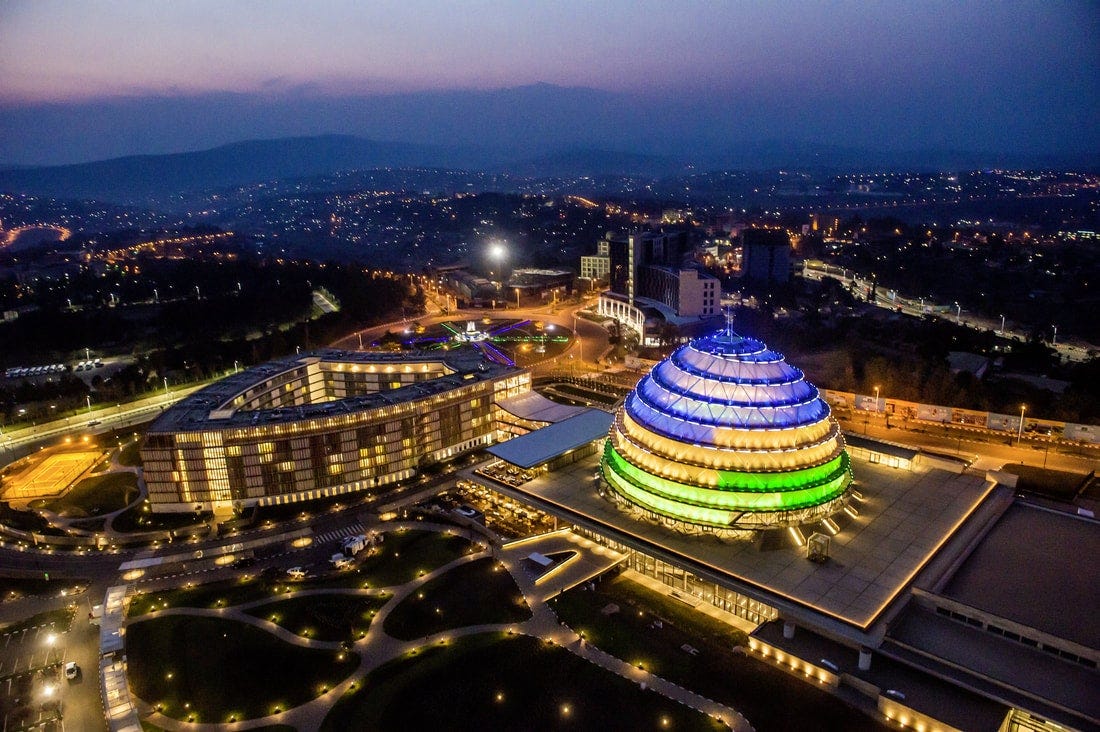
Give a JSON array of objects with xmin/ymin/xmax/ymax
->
[{"xmin": 372, "ymin": 317, "xmax": 573, "ymax": 368}]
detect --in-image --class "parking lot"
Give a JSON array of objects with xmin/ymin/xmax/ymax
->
[{"xmin": 0, "ymin": 615, "xmax": 71, "ymax": 732}]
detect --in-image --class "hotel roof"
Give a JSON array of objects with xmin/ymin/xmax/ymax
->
[{"xmin": 147, "ymin": 347, "xmax": 521, "ymax": 433}]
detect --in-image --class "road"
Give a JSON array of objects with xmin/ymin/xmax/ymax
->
[
  {"xmin": 837, "ymin": 410, "xmax": 1099, "ymax": 474},
  {"xmin": 0, "ymin": 385, "xmax": 208, "ymax": 461},
  {"xmin": 801, "ymin": 265, "xmax": 1094, "ymax": 363},
  {"xmin": 331, "ymin": 297, "xmax": 611, "ymax": 374}
]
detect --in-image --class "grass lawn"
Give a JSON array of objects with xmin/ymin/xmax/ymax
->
[
  {"xmin": 32, "ymin": 472, "xmax": 139, "ymax": 517},
  {"xmin": 111, "ymin": 500, "xmax": 209, "ymax": 533},
  {"xmin": 383, "ymin": 558, "xmax": 530, "ymax": 640},
  {"xmin": 551, "ymin": 577, "xmax": 886, "ymax": 732},
  {"xmin": 126, "ymin": 615, "xmax": 358, "ymax": 723},
  {"xmin": 127, "ymin": 577, "xmax": 280, "ymax": 618},
  {"xmin": 244, "ymin": 594, "xmax": 390, "ymax": 643},
  {"xmin": 346, "ymin": 528, "xmax": 478, "ymax": 588},
  {"xmin": 0, "ymin": 607, "xmax": 75, "ymax": 635},
  {"xmin": 118, "ymin": 441, "xmax": 143, "ymax": 467},
  {"xmin": 322, "ymin": 633, "xmax": 726, "ymax": 731},
  {"xmin": 0, "ymin": 577, "xmax": 86, "ymax": 603}
]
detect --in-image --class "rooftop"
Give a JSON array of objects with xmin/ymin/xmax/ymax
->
[
  {"xmin": 941, "ymin": 503, "xmax": 1100, "ymax": 648},
  {"xmin": 148, "ymin": 347, "xmax": 520, "ymax": 433},
  {"xmin": 496, "ymin": 390, "xmax": 588, "ymax": 424},
  {"xmin": 478, "ymin": 453, "xmax": 995, "ymax": 640},
  {"xmin": 887, "ymin": 606, "xmax": 1099, "ymax": 728},
  {"xmin": 487, "ymin": 409, "xmax": 614, "ymax": 469},
  {"xmin": 754, "ymin": 620, "xmax": 1009, "ymax": 732}
]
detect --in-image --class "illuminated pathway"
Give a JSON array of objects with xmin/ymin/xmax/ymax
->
[{"xmin": 133, "ymin": 524, "xmax": 752, "ymax": 732}]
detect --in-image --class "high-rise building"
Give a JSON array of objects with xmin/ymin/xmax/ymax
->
[
  {"xmin": 741, "ymin": 228, "xmax": 791, "ymax": 283},
  {"xmin": 589, "ymin": 230, "xmax": 720, "ymax": 343}
]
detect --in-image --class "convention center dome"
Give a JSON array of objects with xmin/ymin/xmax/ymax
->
[{"xmin": 602, "ymin": 325, "xmax": 852, "ymax": 532}]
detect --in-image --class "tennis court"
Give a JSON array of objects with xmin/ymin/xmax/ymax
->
[{"xmin": 2, "ymin": 449, "xmax": 103, "ymax": 500}]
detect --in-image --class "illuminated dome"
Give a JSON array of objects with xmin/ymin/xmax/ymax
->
[{"xmin": 602, "ymin": 326, "xmax": 852, "ymax": 531}]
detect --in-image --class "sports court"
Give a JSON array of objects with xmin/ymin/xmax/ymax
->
[{"xmin": 2, "ymin": 449, "xmax": 103, "ymax": 500}]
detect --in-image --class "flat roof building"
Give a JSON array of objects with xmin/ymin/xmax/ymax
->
[
  {"xmin": 463, "ymin": 325, "xmax": 1098, "ymax": 732},
  {"xmin": 141, "ymin": 348, "xmax": 530, "ymax": 513}
]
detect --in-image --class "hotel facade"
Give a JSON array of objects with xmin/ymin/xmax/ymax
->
[{"xmin": 141, "ymin": 349, "xmax": 528, "ymax": 513}]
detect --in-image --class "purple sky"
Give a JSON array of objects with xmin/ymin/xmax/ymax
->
[{"xmin": 0, "ymin": 1, "xmax": 1097, "ymax": 164}]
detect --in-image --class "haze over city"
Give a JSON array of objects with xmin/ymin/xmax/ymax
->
[{"xmin": 0, "ymin": 1, "xmax": 1097, "ymax": 166}]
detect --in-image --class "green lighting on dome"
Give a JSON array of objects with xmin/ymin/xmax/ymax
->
[{"xmin": 603, "ymin": 442, "xmax": 850, "ymax": 516}]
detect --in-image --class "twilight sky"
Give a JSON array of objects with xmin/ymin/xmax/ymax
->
[{"xmin": 0, "ymin": 1, "xmax": 1097, "ymax": 165}]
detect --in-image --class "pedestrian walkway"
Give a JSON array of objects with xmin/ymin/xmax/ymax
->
[
  {"xmin": 131, "ymin": 528, "xmax": 753, "ymax": 732},
  {"xmin": 309, "ymin": 522, "xmax": 365, "ymax": 546}
]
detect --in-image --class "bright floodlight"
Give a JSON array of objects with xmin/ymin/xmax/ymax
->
[
  {"xmin": 45, "ymin": 633, "xmax": 57, "ymax": 646},
  {"xmin": 489, "ymin": 242, "xmax": 506, "ymax": 260}
]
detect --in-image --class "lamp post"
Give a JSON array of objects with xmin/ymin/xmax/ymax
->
[
  {"xmin": 953, "ymin": 301, "xmax": 961, "ymax": 325},
  {"xmin": 1051, "ymin": 324, "xmax": 1057, "ymax": 346},
  {"xmin": 999, "ymin": 314, "xmax": 1005, "ymax": 334},
  {"xmin": 573, "ymin": 314, "xmax": 582, "ymax": 365},
  {"xmin": 1017, "ymin": 404, "xmax": 1027, "ymax": 443},
  {"xmin": 488, "ymin": 241, "xmax": 506, "ymax": 283},
  {"xmin": 873, "ymin": 385, "xmax": 880, "ymax": 412}
]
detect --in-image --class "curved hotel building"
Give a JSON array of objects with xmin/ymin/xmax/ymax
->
[
  {"xmin": 602, "ymin": 326, "xmax": 852, "ymax": 533},
  {"xmin": 141, "ymin": 349, "xmax": 528, "ymax": 512}
]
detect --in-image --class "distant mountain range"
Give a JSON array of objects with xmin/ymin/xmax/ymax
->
[{"xmin": 0, "ymin": 131, "xmax": 1094, "ymax": 205}]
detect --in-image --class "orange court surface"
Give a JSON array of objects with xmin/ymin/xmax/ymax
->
[{"xmin": 2, "ymin": 447, "xmax": 105, "ymax": 501}]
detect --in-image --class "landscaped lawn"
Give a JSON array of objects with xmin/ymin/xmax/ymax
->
[
  {"xmin": 351, "ymin": 528, "xmax": 479, "ymax": 587},
  {"xmin": 127, "ymin": 577, "xmax": 279, "ymax": 618},
  {"xmin": 244, "ymin": 593, "xmax": 390, "ymax": 642},
  {"xmin": 127, "ymin": 528, "xmax": 478, "ymax": 618},
  {"xmin": 0, "ymin": 577, "xmax": 85, "ymax": 603},
  {"xmin": 551, "ymin": 576, "xmax": 887, "ymax": 732},
  {"xmin": 126, "ymin": 615, "xmax": 357, "ymax": 723},
  {"xmin": 321, "ymin": 633, "xmax": 727, "ymax": 731},
  {"xmin": 383, "ymin": 557, "xmax": 530, "ymax": 640},
  {"xmin": 32, "ymin": 472, "xmax": 138, "ymax": 517},
  {"xmin": 0, "ymin": 607, "xmax": 75, "ymax": 635},
  {"xmin": 118, "ymin": 440, "xmax": 143, "ymax": 467},
  {"xmin": 112, "ymin": 500, "xmax": 210, "ymax": 533}
]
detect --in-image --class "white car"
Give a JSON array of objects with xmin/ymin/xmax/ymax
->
[
  {"xmin": 64, "ymin": 661, "xmax": 79, "ymax": 680},
  {"xmin": 286, "ymin": 567, "xmax": 307, "ymax": 579}
]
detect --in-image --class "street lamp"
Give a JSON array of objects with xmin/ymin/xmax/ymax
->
[
  {"xmin": 953, "ymin": 301, "xmax": 961, "ymax": 325},
  {"xmin": 488, "ymin": 241, "xmax": 507, "ymax": 282},
  {"xmin": 999, "ymin": 314, "xmax": 1005, "ymax": 334},
  {"xmin": 1051, "ymin": 324, "xmax": 1057, "ymax": 346},
  {"xmin": 1017, "ymin": 404, "xmax": 1027, "ymax": 443},
  {"xmin": 873, "ymin": 385, "xmax": 880, "ymax": 411}
]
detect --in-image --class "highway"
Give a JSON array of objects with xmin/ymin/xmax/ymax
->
[
  {"xmin": 0, "ymin": 385, "xmax": 206, "ymax": 460},
  {"xmin": 801, "ymin": 265, "xmax": 1095, "ymax": 363},
  {"xmin": 836, "ymin": 410, "xmax": 1099, "ymax": 475}
]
